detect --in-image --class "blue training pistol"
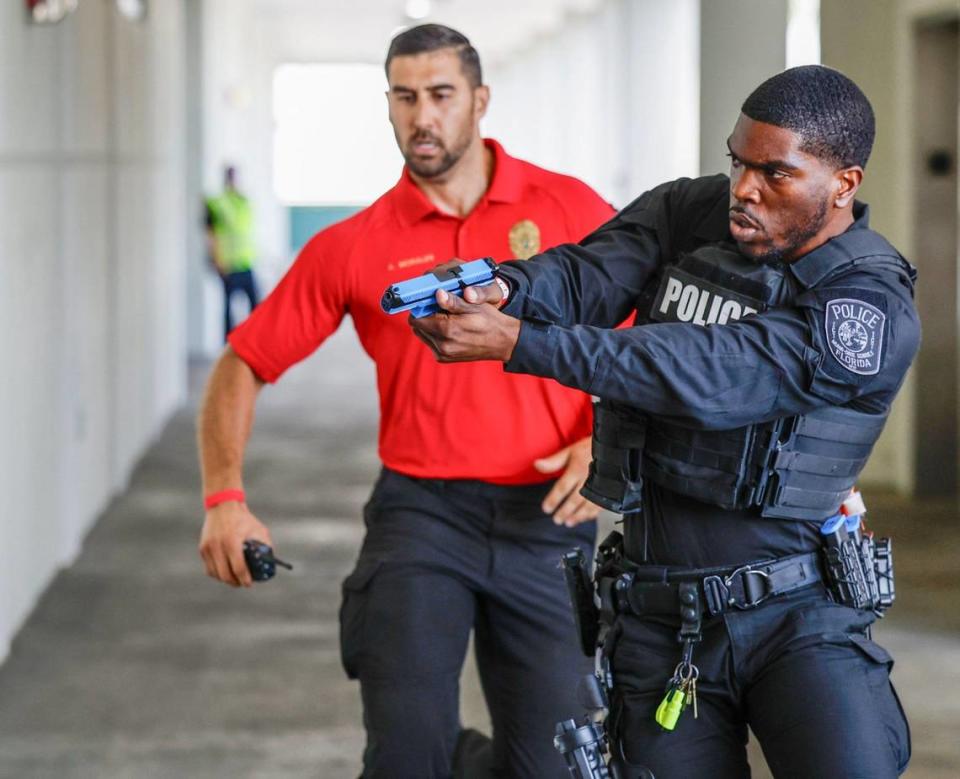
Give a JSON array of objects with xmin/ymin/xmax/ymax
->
[{"xmin": 381, "ymin": 257, "xmax": 499, "ymax": 318}]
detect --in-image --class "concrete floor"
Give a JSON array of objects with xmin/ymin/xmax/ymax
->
[{"xmin": 1, "ymin": 327, "xmax": 959, "ymax": 778}]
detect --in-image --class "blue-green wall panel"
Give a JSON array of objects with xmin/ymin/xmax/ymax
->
[{"xmin": 289, "ymin": 206, "xmax": 363, "ymax": 253}]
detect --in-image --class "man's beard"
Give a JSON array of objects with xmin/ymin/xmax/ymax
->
[
  {"xmin": 751, "ymin": 196, "xmax": 830, "ymax": 264},
  {"xmin": 402, "ymin": 128, "xmax": 472, "ymax": 179}
]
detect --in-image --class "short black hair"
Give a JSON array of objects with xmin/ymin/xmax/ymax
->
[
  {"xmin": 385, "ymin": 24, "xmax": 483, "ymax": 88},
  {"xmin": 741, "ymin": 65, "xmax": 875, "ymax": 169}
]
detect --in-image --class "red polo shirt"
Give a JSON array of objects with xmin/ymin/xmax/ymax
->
[{"xmin": 229, "ymin": 139, "xmax": 614, "ymax": 484}]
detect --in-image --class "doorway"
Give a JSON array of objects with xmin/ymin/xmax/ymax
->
[{"xmin": 912, "ymin": 16, "xmax": 959, "ymax": 497}]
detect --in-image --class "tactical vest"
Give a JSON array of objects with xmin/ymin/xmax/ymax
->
[{"xmin": 581, "ymin": 239, "xmax": 901, "ymax": 521}]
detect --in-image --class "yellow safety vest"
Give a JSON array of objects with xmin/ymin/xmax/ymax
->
[{"xmin": 206, "ymin": 191, "xmax": 256, "ymax": 272}]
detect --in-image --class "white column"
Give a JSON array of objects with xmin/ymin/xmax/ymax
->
[
  {"xmin": 699, "ymin": 0, "xmax": 789, "ymax": 175},
  {"xmin": 623, "ymin": 0, "xmax": 701, "ymax": 196},
  {"xmin": 484, "ymin": 0, "xmax": 700, "ymax": 207}
]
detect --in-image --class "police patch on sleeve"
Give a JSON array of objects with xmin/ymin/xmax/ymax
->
[{"xmin": 824, "ymin": 297, "xmax": 886, "ymax": 376}]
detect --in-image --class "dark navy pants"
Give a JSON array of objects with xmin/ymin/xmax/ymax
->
[
  {"xmin": 222, "ymin": 269, "xmax": 259, "ymax": 339},
  {"xmin": 609, "ymin": 584, "xmax": 911, "ymax": 779},
  {"xmin": 339, "ymin": 468, "xmax": 596, "ymax": 779}
]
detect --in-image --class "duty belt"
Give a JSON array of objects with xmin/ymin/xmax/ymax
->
[{"xmin": 598, "ymin": 551, "xmax": 823, "ymax": 622}]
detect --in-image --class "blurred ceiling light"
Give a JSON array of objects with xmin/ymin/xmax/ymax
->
[
  {"xmin": 405, "ymin": 0, "xmax": 431, "ymax": 21},
  {"xmin": 565, "ymin": 0, "xmax": 603, "ymax": 11},
  {"xmin": 115, "ymin": 0, "xmax": 148, "ymax": 21}
]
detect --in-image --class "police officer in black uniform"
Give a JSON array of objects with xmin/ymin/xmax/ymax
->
[{"xmin": 410, "ymin": 66, "xmax": 919, "ymax": 778}]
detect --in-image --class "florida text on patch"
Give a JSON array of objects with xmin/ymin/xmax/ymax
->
[{"xmin": 824, "ymin": 297, "xmax": 885, "ymax": 376}]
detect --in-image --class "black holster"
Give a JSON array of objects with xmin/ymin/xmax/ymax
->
[
  {"xmin": 560, "ymin": 548, "xmax": 600, "ymax": 656},
  {"xmin": 821, "ymin": 521, "xmax": 895, "ymax": 615}
]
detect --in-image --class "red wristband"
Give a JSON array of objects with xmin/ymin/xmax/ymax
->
[{"xmin": 204, "ymin": 489, "xmax": 245, "ymax": 510}]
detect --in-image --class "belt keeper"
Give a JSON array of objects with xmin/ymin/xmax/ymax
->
[
  {"xmin": 678, "ymin": 581, "xmax": 702, "ymax": 640},
  {"xmin": 598, "ymin": 576, "xmax": 622, "ymax": 625},
  {"xmin": 613, "ymin": 573, "xmax": 634, "ymax": 615}
]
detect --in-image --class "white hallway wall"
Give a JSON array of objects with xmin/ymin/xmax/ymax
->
[{"xmin": 0, "ymin": 0, "xmax": 188, "ymax": 662}]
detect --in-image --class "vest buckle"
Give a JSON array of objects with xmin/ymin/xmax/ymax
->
[{"xmin": 744, "ymin": 422, "xmax": 787, "ymax": 508}]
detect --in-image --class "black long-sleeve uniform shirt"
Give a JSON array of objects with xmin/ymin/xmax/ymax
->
[{"xmin": 497, "ymin": 175, "xmax": 920, "ymax": 567}]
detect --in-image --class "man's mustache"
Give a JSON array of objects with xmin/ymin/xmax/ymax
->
[{"xmin": 409, "ymin": 132, "xmax": 444, "ymax": 148}]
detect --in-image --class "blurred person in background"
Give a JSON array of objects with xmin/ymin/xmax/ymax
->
[
  {"xmin": 197, "ymin": 24, "xmax": 615, "ymax": 779},
  {"xmin": 205, "ymin": 165, "xmax": 260, "ymax": 340}
]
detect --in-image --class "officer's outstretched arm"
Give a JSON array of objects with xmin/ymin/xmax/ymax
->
[{"xmin": 504, "ymin": 281, "xmax": 920, "ymax": 431}]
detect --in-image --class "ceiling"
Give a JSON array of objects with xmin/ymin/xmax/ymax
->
[{"xmin": 250, "ymin": 0, "xmax": 607, "ymax": 67}]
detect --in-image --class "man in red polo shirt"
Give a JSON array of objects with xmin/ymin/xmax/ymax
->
[{"xmin": 197, "ymin": 24, "xmax": 614, "ymax": 778}]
